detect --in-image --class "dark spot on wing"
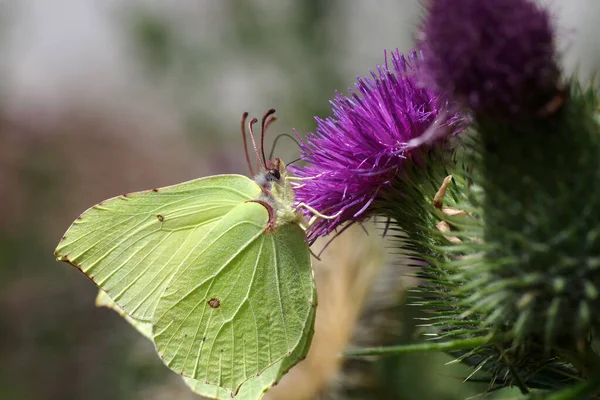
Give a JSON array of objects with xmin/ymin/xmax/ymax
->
[
  {"xmin": 208, "ymin": 298, "xmax": 220, "ymax": 308},
  {"xmin": 157, "ymin": 214, "xmax": 164, "ymax": 222}
]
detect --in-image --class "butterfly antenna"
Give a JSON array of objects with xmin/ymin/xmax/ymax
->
[
  {"xmin": 286, "ymin": 157, "xmax": 302, "ymax": 166},
  {"xmin": 240, "ymin": 112, "xmax": 254, "ymax": 176},
  {"xmin": 268, "ymin": 133, "xmax": 301, "ymax": 161},
  {"xmin": 247, "ymin": 117, "xmax": 262, "ymax": 173},
  {"xmin": 260, "ymin": 108, "xmax": 276, "ymax": 168}
]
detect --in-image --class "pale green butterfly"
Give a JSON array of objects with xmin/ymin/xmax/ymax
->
[{"xmin": 55, "ymin": 110, "xmax": 330, "ymax": 398}]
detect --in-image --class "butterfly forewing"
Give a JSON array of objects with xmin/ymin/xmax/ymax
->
[
  {"xmin": 153, "ymin": 200, "xmax": 315, "ymax": 395},
  {"xmin": 55, "ymin": 175, "xmax": 261, "ymax": 322}
]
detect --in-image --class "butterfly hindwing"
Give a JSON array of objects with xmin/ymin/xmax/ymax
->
[
  {"xmin": 97, "ymin": 288, "xmax": 315, "ymax": 400},
  {"xmin": 183, "ymin": 301, "xmax": 315, "ymax": 400},
  {"xmin": 55, "ymin": 174, "xmax": 261, "ymax": 321},
  {"xmin": 153, "ymin": 200, "xmax": 315, "ymax": 395}
]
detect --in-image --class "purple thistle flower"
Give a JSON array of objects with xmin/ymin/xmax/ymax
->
[
  {"xmin": 290, "ymin": 49, "xmax": 466, "ymax": 242},
  {"xmin": 419, "ymin": 0, "xmax": 559, "ymax": 115}
]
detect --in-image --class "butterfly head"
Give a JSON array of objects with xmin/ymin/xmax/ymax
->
[
  {"xmin": 240, "ymin": 109, "xmax": 297, "ymax": 223},
  {"xmin": 241, "ymin": 109, "xmax": 288, "ymax": 188},
  {"xmin": 265, "ymin": 167, "xmax": 281, "ymax": 182},
  {"xmin": 264, "ymin": 158, "xmax": 282, "ymax": 182},
  {"xmin": 254, "ymin": 157, "xmax": 288, "ymax": 193}
]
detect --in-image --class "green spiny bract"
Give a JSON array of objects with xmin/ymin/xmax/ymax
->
[
  {"xmin": 377, "ymin": 139, "xmax": 583, "ymax": 393},
  {"xmin": 463, "ymin": 83, "xmax": 600, "ymax": 348}
]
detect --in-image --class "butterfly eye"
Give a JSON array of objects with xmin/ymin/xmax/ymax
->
[{"xmin": 267, "ymin": 169, "xmax": 281, "ymax": 182}]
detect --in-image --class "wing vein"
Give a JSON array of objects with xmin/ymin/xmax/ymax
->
[{"xmin": 270, "ymin": 235, "xmax": 290, "ymax": 350}]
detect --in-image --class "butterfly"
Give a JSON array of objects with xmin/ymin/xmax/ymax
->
[{"xmin": 55, "ymin": 109, "xmax": 320, "ymax": 398}]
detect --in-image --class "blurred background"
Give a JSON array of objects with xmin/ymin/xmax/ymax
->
[{"xmin": 0, "ymin": 1, "xmax": 598, "ymax": 399}]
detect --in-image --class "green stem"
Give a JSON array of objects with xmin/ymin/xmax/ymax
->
[
  {"xmin": 528, "ymin": 376, "xmax": 600, "ymax": 400},
  {"xmin": 343, "ymin": 334, "xmax": 507, "ymax": 357}
]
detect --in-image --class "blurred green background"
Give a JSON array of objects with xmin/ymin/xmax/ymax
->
[{"xmin": 0, "ymin": 1, "xmax": 597, "ymax": 399}]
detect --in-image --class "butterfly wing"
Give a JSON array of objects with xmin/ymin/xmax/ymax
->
[
  {"xmin": 55, "ymin": 174, "xmax": 260, "ymax": 322},
  {"xmin": 96, "ymin": 289, "xmax": 154, "ymax": 339},
  {"xmin": 152, "ymin": 200, "xmax": 316, "ymax": 395},
  {"xmin": 182, "ymin": 305, "xmax": 315, "ymax": 400},
  {"xmin": 97, "ymin": 288, "xmax": 315, "ymax": 400}
]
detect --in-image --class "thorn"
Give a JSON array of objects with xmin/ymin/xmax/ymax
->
[
  {"xmin": 441, "ymin": 207, "xmax": 467, "ymax": 217},
  {"xmin": 433, "ymin": 175, "xmax": 453, "ymax": 209},
  {"xmin": 436, "ymin": 221, "xmax": 461, "ymax": 244}
]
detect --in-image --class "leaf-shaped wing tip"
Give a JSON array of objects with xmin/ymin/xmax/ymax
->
[
  {"xmin": 95, "ymin": 289, "xmax": 154, "ymax": 340},
  {"xmin": 54, "ymin": 243, "xmax": 82, "ymax": 271}
]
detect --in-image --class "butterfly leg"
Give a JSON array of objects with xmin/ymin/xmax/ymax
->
[
  {"xmin": 296, "ymin": 202, "xmax": 343, "ymax": 221},
  {"xmin": 286, "ymin": 175, "xmax": 326, "ymax": 182},
  {"xmin": 286, "ymin": 174, "xmax": 327, "ymax": 189}
]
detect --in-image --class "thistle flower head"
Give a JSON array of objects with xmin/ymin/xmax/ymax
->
[
  {"xmin": 419, "ymin": 0, "xmax": 559, "ymax": 115},
  {"xmin": 291, "ymin": 49, "xmax": 466, "ymax": 242}
]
